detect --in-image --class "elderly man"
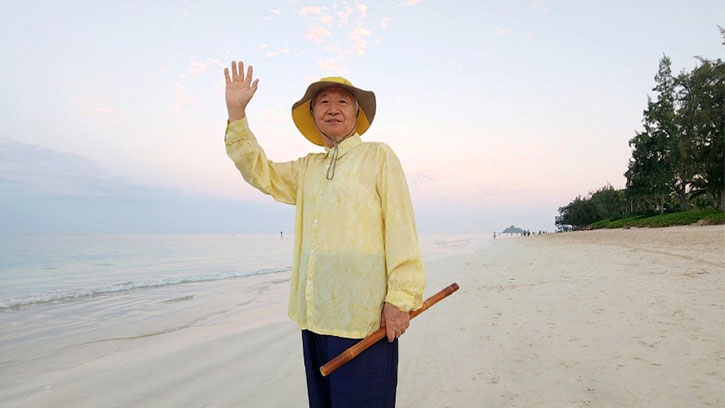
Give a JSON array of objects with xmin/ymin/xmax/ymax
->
[{"xmin": 223, "ymin": 61, "xmax": 425, "ymax": 408}]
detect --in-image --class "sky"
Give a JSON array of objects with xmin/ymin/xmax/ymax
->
[{"xmin": 1, "ymin": 0, "xmax": 723, "ymax": 234}]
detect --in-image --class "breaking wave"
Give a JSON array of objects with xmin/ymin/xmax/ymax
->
[{"xmin": 0, "ymin": 266, "xmax": 291, "ymax": 309}]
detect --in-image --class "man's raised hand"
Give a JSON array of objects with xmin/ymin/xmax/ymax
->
[{"xmin": 225, "ymin": 61, "xmax": 259, "ymax": 122}]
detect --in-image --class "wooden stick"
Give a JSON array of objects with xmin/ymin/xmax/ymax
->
[{"xmin": 319, "ymin": 282, "xmax": 460, "ymax": 377}]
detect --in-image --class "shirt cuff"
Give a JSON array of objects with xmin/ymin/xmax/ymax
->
[
  {"xmin": 224, "ymin": 116, "xmax": 250, "ymax": 145},
  {"xmin": 384, "ymin": 289, "xmax": 422, "ymax": 312}
]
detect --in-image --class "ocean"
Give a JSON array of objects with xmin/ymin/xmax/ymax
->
[
  {"xmin": 0, "ymin": 233, "xmax": 490, "ymax": 310},
  {"xmin": 0, "ymin": 233, "xmax": 490, "ymax": 356}
]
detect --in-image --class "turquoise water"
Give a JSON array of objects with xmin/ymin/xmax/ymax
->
[
  {"xmin": 0, "ymin": 233, "xmax": 490, "ymax": 365},
  {"xmin": 0, "ymin": 234, "xmax": 293, "ymax": 308},
  {"xmin": 0, "ymin": 233, "xmax": 490, "ymax": 310}
]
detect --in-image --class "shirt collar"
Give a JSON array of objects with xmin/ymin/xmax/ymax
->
[{"xmin": 324, "ymin": 134, "xmax": 362, "ymax": 159}]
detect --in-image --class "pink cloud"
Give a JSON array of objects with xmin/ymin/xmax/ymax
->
[
  {"xmin": 349, "ymin": 23, "xmax": 371, "ymax": 56},
  {"xmin": 188, "ymin": 60, "xmax": 207, "ymax": 75},
  {"xmin": 317, "ymin": 57, "xmax": 349, "ymax": 74},
  {"xmin": 336, "ymin": 5, "xmax": 353, "ymax": 24},
  {"xmin": 207, "ymin": 58, "xmax": 225, "ymax": 70},
  {"xmin": 318, "ymin": 14, "xmax": 334, "ymax": 25},
  {"xmin": 298, "ymin": 6, "xmax": 322, "ymax": 16},
  {"xmin": 381, "ymin": 16, "xmax": 392, "ymax": 29},
  {"xmin": 356, "ymin": 4, "xmax": 368, "ymax": 17},
  {"xmin": 265, "ymin": 48, "xmax": 290, "ymax": 58},
  {"xmin": 305, "ymin": 25, "xmax": 331, "ymax": 42},
  {"xmin": 398, "ymin": 0, "xmax": 422, "ymax": 7}
]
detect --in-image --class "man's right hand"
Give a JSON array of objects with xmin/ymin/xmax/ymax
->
[{"xmin": 224, "ymin": 61, "xmax": 259, "ymax": 122}]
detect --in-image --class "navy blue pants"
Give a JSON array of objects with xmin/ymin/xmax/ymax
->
[{"xmin": 302, "ymin": 330, "xmax": 398, "ymax": 408}]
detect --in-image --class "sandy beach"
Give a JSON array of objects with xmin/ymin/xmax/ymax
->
[{"xmin": 2, "ymin": 225, "xmax": 723, "ymax": 407}]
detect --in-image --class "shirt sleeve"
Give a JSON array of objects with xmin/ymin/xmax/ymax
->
[
  {"xmin": 224, "ymin": 117, "xmax": 299, "ymax": 205},
  {"xmin": 379, "ymin": 144, "xmax": 426, "ymax": 312}
]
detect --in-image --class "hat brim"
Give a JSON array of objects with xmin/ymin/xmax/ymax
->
[{"xmin": 292, "ymin": 81, "xmax": 376, "ymax": 146}]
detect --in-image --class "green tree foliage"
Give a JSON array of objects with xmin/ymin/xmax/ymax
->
[
  {"xmin": 590, "ymin": 184, "xmax": 622, "ymax": 220},
  {"xmin": 677, "ymin": 55, "xmax": 724, "ymax": 210},
  {"xmin": 624, "ymin": 30, "xmax": 724, "ymax": 212},
  {"xmin": 626, "ymin": 55, "xmax": 677, "ymax": 214},
  {"xmin": 556, "ymin": 185, "xmax": 623, "ymax": 228},
  {"xmin": 556, "ymin": 196, "xmax": 597, "ymax": 229},
  {"xmin": 557, "ymin": 28, "xmax": 725, "ymax": 228}
]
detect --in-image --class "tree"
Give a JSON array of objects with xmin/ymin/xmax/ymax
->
[
  {"xmin": 625, "ymin": 129, "xmax": 658, "ymax": 212},
  {"xmin": 590, "ymin": 184, "xmax": 622, "ymax": 220},
  {"xmin": 626, "ymin": 55, "xmax": 678, "ymax": 213},
  {"xmin": 563, "ymin": 29, "xmax": 725, "ymax": 224},
  {"xmin": 556, "ymin": 196, "xmax": 598, "ymax": 229},
  {"xmin": 676, "ymin": 30, "xmax": 725, "ymax": 210}
]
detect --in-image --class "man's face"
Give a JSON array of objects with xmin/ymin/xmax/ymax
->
[{"xmin": 312, "ymin": 86, "xmax": 357, "ymax": 142}]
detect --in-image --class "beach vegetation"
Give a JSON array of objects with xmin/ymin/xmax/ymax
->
[
  {"xmin": 557, "ymin": 28, "xmax": 725, "ymax": 229},
  {"xmin": 590, "ymin": 209, "xmax": 725, "ymax": 229}
]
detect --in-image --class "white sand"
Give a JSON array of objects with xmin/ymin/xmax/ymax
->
[
  {"xmin": 2, "ymin": 225, "xmax": 723, "ymax": 407},
  {"xmin": 400, "ymin": 225, "xmax": 724, "ymax": 407}
]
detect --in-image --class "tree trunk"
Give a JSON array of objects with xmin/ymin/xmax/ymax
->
[
  {"xmin": 720, "ymin": 188, "xmax": 725, "ymax": 211},
  {"xmin": 676, "ymin": 177, "xmax": 687, "ymax": 211},
  {"xmin": 659, "ymin": 195, "xmax": 665, "ymax": 214}
]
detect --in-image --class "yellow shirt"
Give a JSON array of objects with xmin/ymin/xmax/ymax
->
[{"xmin": 225, "ymin": 118, "xmax": 425, "ymax": 338}]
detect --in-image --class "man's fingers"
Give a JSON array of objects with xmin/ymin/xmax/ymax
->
[
  {"xmin": 386, "ymin": 323, "xmax": 406, "ymax": 342},
  {"xmin": 231, "ymin": 61, "xmax": 238, "ymax": 81},
  {"xmin": 228, "ymin": 61, "xmax": 257, "ymax": 89},
  {"xmin": 246, "ymin": 65, "xmax": 253, "ymax": 85}
]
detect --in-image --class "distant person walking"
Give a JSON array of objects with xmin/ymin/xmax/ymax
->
[{"xmin": 223, "ymin": 61, "xmax": 425, "ymax": 408}]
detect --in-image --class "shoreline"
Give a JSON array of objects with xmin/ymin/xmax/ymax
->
[{"xmin": 1, "ymin": 225, "xmax": 722, "ymax": 407}]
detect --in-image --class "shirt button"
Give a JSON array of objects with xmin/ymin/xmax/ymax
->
[{"xmin": 313, "ymin": 218, "xmax": 318, "ymax": 224}]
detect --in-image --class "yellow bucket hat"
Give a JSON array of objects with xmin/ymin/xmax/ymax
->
[{"xmin": 291, "ymin": 77, "xmax": 376, "ymax": 146}]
